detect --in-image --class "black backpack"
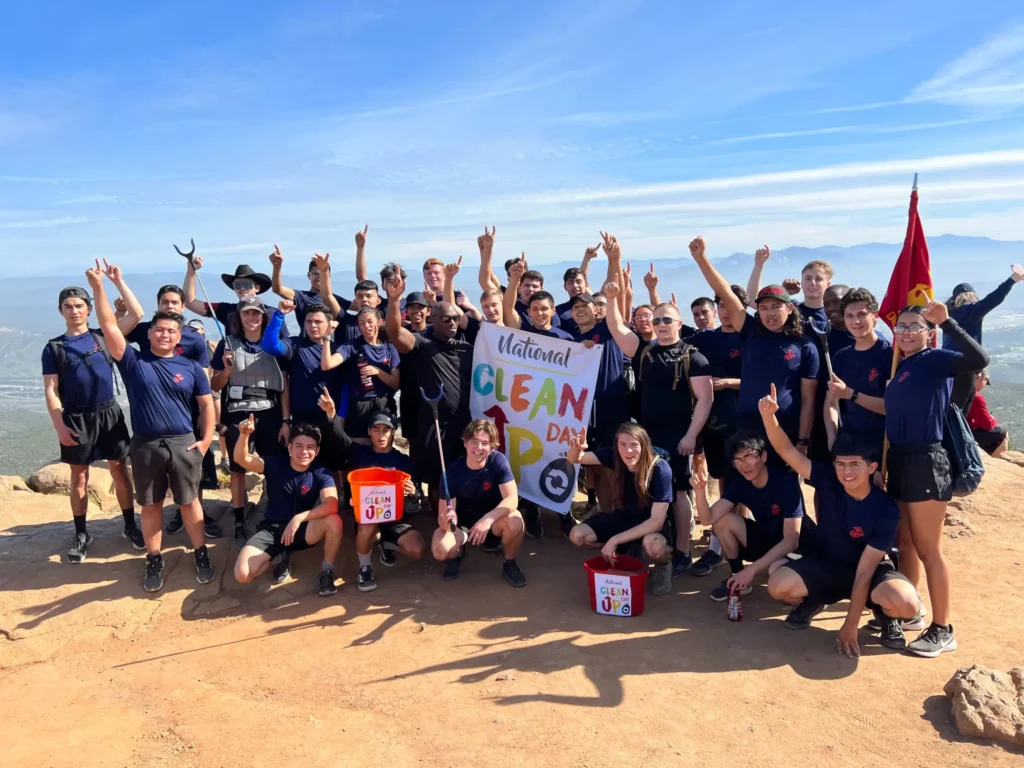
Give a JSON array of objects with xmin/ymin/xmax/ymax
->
[
  {"xmin": 47, "ymin": 330, "xmax": 121, "ymax": 400},
  {"xmin": 942, "ymin": 401, "xmax": 984, "ymax": 496}
]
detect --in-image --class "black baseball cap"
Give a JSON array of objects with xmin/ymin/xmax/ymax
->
[
  {"xmin": 405, "ymin": 291, "xmax": 429, "ymax": 307},
  {"xmin": 58, "ymin": 286, "xmax": 91, "ymax": 306},
  {"xmin": 368, "ymin": 412, "xmax": 395, "ymax": 429},
  {"xmin": 754, "ymin": 285, "xmax": 793, "ymax": 305},
  {"xmin": 570, "ymin": 293, "xmax": 597, "ymax": 307}
]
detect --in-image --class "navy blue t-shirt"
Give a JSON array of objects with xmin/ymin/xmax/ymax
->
[
  {"xmin": 555, "ymin": 300, "xmax": 579, "ymax": 335},
  {"xmin": 798, "ymin": 303, "xmax": 828, "ymax": 333},
  {"xmin": 41, "ymin": 330, "xmax": 117, "ymax": 409},
  {"xmin": 262, "ymin": 455, "xmax": 336, "ymax": 523},
  {"xmin": 826, "ymin": 327, "xmax": 855, "ymax": 357},
  {"xmin": 806, "ymin": 460, "xmax": 898, "ymax": 567},
  {"xmin": 594, "ymin": 447, "xmax": 673, "ymax": 519},
  {"xmin": 572, "ymin": 320, "xmax": 627, "ymax": 401},
  {"xmin": 337, "ymin": 338, "xmax": 400, "ymax": 400},
  {"xmin": 884, "ymin": 347, "xmax": 959, "ymax": 445},
  {"xmin": 737, "ymin": 323, "xmax": 819, "ymax": 421},
  {"xmin": 448, "ymin": 451, "xmax": 515, "ymax": 526},
  {"xmin": 210, "ymin": 337, "xmax": 264, "ymax": 370},
  {"xmin": 116, "ymin": 344, "xmax": 212, "ymax": 438},
  {"xmin": 833, "ymin": 338, "xmax": 891, "ymax": 449},
  {"xmin": 687, "ymin": 328, "xmax": 742, "ymax": 432},
  {"xmin": 293, "ymin": 289, "xmax": 350, "ymax": 326},
  {"xmin": 349, "ymin": 443, "xmax": 414, "ymax": 475},
  {"xmin": 127, "ymin": 323, "xmax": 210, "ymax": 367},
  {"xmin": 262, "ymin": 310, "xmax": 342, "ymax": 417},
  {"xmin": 722, "ymin": 467, "xmax": 804, "ymax": 543},
  {"xmin": 523, "ymin": 323, "xmax": 573, "ymax": 341}
]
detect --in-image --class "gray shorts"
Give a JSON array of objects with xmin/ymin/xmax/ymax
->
[{"xmin": 130, "ymin": 433, "xmax": 202, "ymax": 507}]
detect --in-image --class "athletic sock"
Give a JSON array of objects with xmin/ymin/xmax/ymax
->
[
  {"xmin": 586, "ymin": 489, "xmax": 597, "ymax": 506},
  {"xmin": 503, "ymin": 558, "xmax": 516, "ymax": 566},
  {"xmin": 321, "ymin": 560, "xmax": 333, "ymax": 572},
  {"xmin": 121, "ymin": 507, "xmax": 137, "ymax": 529},
  {"xmin": 709, "ymin": 535, "xmax": 722, "ymax": 556},
  {"xmin": 728, "ymin": 558, "xmax": 744, "ymax": 574},
  {"xmin": 73, "ymin": 515, "xmax": 87, "ymax": 535},
  {"xmin": 357, "ymin": 552, "xmax": 372, "ymax": 568},
  {"xmin": 232, "ymin": 506, "xmax": 245, "ymax": 524}
]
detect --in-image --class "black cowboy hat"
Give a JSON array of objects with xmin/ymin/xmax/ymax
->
[{"xmin": 221, "ymin": 264, "xmax": 272, "ymax": 294}]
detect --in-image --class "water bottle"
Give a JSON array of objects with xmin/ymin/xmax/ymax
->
[
  {"xmin": 727, "ymin": 584, "xmax": 743, "ymax": 622},
  {"xmin": 357, "ymin": 355, "xmax": 374, "ymax": 393}
]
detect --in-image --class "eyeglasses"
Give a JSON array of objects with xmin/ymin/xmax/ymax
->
[
  {"xmin": 438, "ymin": 315, "xmax": 459, "ymax": 323},
  {"xmin": 894, "ymin": 323, "xmax": 928, "ymax": 334},
  {"xmin": 651, "ymin": 317, "xmax": 678, "ymax": 326},
  {"xmin": 593, "ymin": 301, "xmax": 607, "ymax": 308},
  {"xmin": 731, "ymin": 453, "xmax": 760, "ymax": 467},
  {"xmin": 233, "ymin": 279, "xmax": 256, "ymax": 291}
]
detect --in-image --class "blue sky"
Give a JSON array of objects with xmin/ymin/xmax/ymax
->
[{"xmin": 2, "ymin": 0, "xmax": 1024, "ymax": 276}]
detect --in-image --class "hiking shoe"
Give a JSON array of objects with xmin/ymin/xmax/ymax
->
[
  {"xmin": 873, "ymin": 608, "xmax": 907, "ymax": 650},
  {"xmin": 66, "ymin": 531, "xmax": 93, "ymax": 564},
  {"xmin": 523, "ymin": 505, "xmax": 543, "ymax": 539},
  {"xmin": 233, "ymin": 521, "xmax": 246, "ymax": 550},
  {"xmin": 219, "ymin": 456, "xmax": 230, "ymax": 474},
  {"xmin": 868, "ymin": 610, "xmax": 927, "ymax": 633},
  {"xmin": 559, "ymin": 511, "xmax": 577, "ymax": 539},
  {"xmin": 709, "ymin": 580, "xmax": 752, "ymax": 602},
  {"xmin": 378, "ymin": 542, "xmax": 398, "ymax": 567},
  {"xmin": 443, "ymin": 550, "xmax": 464, "ymax": 582},
  {"xmin": 357, "ymin": 565, "xmax": 377, "ymax": 592},
  {"xmin": 203, "ymin": 514, "xmax": 223, "ymax": 539},
  {"xmin": 480, "ymin": 531, "xmax": 502, "ymax": 554},
  {"xmin": 671, "ymin": 551, "xmax": 693, "ymax": 578},
  {"xmin": 122, "ymin": 525, "xmax": 145, "ymax": 551},
  {"xmin": 651, "ymin": 562, "xmax": 672, "ymax": 596},
  {"xmin": 318, "ymin": 569, "xmax": 338, "ymax": 596},
  {"xmin": 784, "ymin": 601, "xmax": 824, "ymax": 630},
  {"xmin": 502, "ymin": 559, "xmax": 527, "ymax": 588},
  {"xmin": 272, "ymin": 552, "xmax": 291, "ymax": 584},
  {"xmin": 143, "ymin": 554, "xmax": 164, "ymax": 593},
  {"xmin": 689, "ymin": 550, "xmax": 723, "ymax": 577},
  {"xmin": 907, "ymin": 623, "xmax": 957, "ymax": 658},
  {"xmin": 194, "ymin": 548, "xmax": 215, "ymax": 584},
  {"xmin": 166, "ymin": 509, "xmax": 184, "ymax": 534}
]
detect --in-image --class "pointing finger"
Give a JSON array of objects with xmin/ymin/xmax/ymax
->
[
  {"xmin": 456, "ymin": 255, "xmax": 463, "ymax": 266},
  {"xmin": 770, "ymin": 382, "xmax": 777, "ymax": 399}
]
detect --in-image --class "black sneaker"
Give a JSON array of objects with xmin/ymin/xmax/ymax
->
[
  {"xmin": 689, "ymin": 550, "xmax": 723, "ymax": 578},
  {"xmin": 272, "ymin": 552, "xmax": 291, "ymax": 584},
  {"xmin": 122, "ymin": 525, "xmax": 145, "ymax": 551},
  {"xmin": 66, "ymin": 531, "xmax": 93, "ymax": 564},
  {"xmin": 907, "ymin": 622, "xmax": 957, "ymax": 658},
  {"xmin": 559, "ymin": 511, "xmax": 577, "ymax": 540},
  {"xmin": 480, "ymin": 531, "xmax": 502, "ymax": 554},
  {"xmin": 523, "ymin": 504, "xmax": 543, "ymax": 539},
  {"xmin": 318, "ymin": 569, "xmax": 338, "ymax": 596},
  {"xmin": 502, "ymin": 559, "xmax": 527, "ymax": 588},
  {"xmin": 709, "ymin": 579, "xmax": 752, "ymax": 602},
  {"xmin": 143, "ymin": 553, "xmax": 164, "ymax": 593},
  {"xmin": 357, "ymin": 564, "xmax": 377, "ymax": 592},
  {"xmin": 784, "ymin": 600, "xmax": 824, "ymax": 630},
  {"xmin": 443, "ymin": 550, "xmax": 464, "ymax": 581},
  {"xmin": 867, "ymin": 611, "xmax": 927, "ymax": 633},
  {"xmin": 378, "ymin": 543, "xmax": 399, "ymax": 567},
  {"xmin": 194, "ymin": 548, "xmax": 215, "ymax": 584},
  {"xmin": 166, "ymin": 509, "xmax": 184, "ymax": 534},
  {"xmin": 671, "ymin": 550, "xmax": 693, "ymax": 578},
  {"xmin": 873, "ymin": 608, "xmax": 907, "ymax": 650},
  {"xmin": 233, "ymin": 521, "xmax": 246, "ymax": 550},
  {"xmin": 203, "ymin": 514, "xmax": 223, "ymax": 539}
]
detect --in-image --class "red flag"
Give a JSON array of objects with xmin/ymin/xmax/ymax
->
[{"xmin": 880, "ymin": 188, "xmax": 934, "ymax": 329}]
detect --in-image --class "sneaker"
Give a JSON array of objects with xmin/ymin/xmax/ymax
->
[
  {"xmin": 651, "ymin": 562, "xmax": 672, "ymax": 596},
  {"xmin": 783, "ymin": 600, "xmax": 824, "ymax": 630},
  {"xmin": 559, "ymin": 511, "xmax": 577, "ymax": 540},
  {"xmin": 689, "ymin": 550, "xmax": 723, "ymax": 578},
  {"xmin": 480, "ymin": 532, "xmax": 502, "ymax": 554},
  {"xmin": 318, "ymin": 568, "xmax": 338, "ymax": 596},
  {"xmin": 873, "ymin": 608, "xmax": 907, "ymax": 651},
  {"xmin": 671, "ymin": 551, "xmax": 693, "ymax": 578},
  {"xmin": 502, "ymin": 559, "xmax": 527, "ymax": 588},
  {"xmin": 194, "ymin": 548, "xmax": 215, "ymax": 585},
  {"xmin": 272, "ymin": 552, "xmax": 291, "ymax": 584},
  {"xmin": 143, "ymin": 554, "xmax": 164, "ymax": 592},
  {"xmin": 122, "ymin": 525, "xmax": 145, "ymax": 551},
  {"xmin": 166, "ymin": 509, "xmax": 184, "ymax": 535},
  {"xmin": 219, "ymin": 456, "xmax": 230, "ymax": 474},
  {"xmin": 443, "ymin": 550, "xmax": 464, "ymax": 581},
  {"xmin": 66, "ymin": 531, "xmax": 93, "ymax": 564},
  {"xmin": 233, "ymin": 521, "xmax": 246, "ymax": 550},
  {"xmin": 357, "ymin": 565, "xmax": 377, "ymax": 592},
  {"xmin": 867, "ymin": 610, "xmax": 927, "ymax": 633},
  {"xmin": 203, "ymin": 514, "xmax": 223, "ymax": 539},
  {"xmin": 378, "ymin": 543, "xmax": 398, "ymax": 567},
  {"xmin": 523, "ymin": 504, "xmax": 543, "ymax": 539},
  {"xmin": 907, "ymin": 622, "xmax": 957, "ymax": 658},
  {"xmin": 710, "ymin": 579, "xmax": 753, "ymax": 602}
]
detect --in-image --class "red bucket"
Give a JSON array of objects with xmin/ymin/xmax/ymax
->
[
  {"xmin": 584, "ymin": 555, "xmax": 648, "ymax": 617},
  {"xmin": 347, "ymin": 468, "xmax": 410, "ymax": 524}
]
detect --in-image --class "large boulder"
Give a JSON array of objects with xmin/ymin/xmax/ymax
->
[
  {"xmin": 25, "ymin": 462, "xmax": 118, "ymax": 510},
  {"xmin": 944, "ymin": 665, "xmax": 1024, "ymax": 746}
]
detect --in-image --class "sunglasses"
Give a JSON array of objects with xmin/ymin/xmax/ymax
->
[
  {"xmin": 894, "ymin": 323, "xmax": 928, "ymax": 334},
  {"xmin": 233, "ymin": 279, "xmax": 256, "ymax": 291},
  {"xmin": 651, "ymin": 317, "xmax": 678, "ymax": 326},
  {"xmin": 438, "ymin": 315, "xmax": 460, "ymax": 323}
]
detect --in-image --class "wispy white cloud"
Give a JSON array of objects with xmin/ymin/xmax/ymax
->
[
  {"xmin": 0, "ymin": 216, "xmax": 95, "ymax": 230},
  {"xmin": 55, "ymin": 194, "xmax": 124, "ymax": 205},
  {"xmin": 708, "ymin": 126, "xmax": 855, "ymax": 145},
  {"xmin": 545, "ymin": 111, "xmax": 670, "ymax": 127}
]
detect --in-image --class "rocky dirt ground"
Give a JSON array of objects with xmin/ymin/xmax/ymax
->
[{"xmin": 2, "ymin": 455, "xmax": 1023, "ymax": 767}]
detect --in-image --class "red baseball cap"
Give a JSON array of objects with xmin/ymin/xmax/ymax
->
[{"xmin": 754, "ymin": 284, "xmax": 793, "ymax": 305}]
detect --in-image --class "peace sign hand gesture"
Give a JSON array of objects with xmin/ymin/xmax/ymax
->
[
  {"xmin": 477, "ymin": 226, "xmax": 496, "ymax": 253},
  {"xmin": 599, "ymin": 231, "xmax": 621, "ymax": 261}
]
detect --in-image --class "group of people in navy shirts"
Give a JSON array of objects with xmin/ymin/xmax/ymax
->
[{"xmin": 43, "ymin": 225, "xmax": 1022, "ymax": 660}]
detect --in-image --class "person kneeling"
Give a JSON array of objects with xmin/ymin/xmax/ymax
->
[
  {"xmin": 692, "ymin": 429, "xmax": 817, "ymax": 603},
  {"xmin": 431, "ymin": 419, "xmax": 526, "ymax": 587},
  {"xmin": 758, "ymin": 384, "xmax": 923, "ymax": 655},
  {"xmin": 233, "ymin": 416, "xmax": 343, "ymax": 596},
  {"xmin": 317, "ymin": 389, "xmax": 425, "ymax": 592},
  {"xmin": 566, "ymin": 424, "xmax": 674, "ymax": 596}
]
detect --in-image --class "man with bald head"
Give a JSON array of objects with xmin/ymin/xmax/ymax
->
[{"xmin": 386, "ymin": 272, "xmax": 476, "ymax": 508}]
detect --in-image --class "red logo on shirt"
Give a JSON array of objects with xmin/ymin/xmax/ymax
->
[
  {"xmin": 849, "ymin": 526, "xmax": 864, "ymax": 539},
  {"xmin": 482, "ymin": 481, "xmax": 493, "ymax": 491},
  {"xmin": 592, "ymin": 334, "xmax": 601, "ymax": 343},
  {"xmin": 897, "ymin": 371, "xmax": 911, "ymax": 383},
  {"xmin": 174, "ymin": 345, "xmax": 185, "ymax": 356},
  {"xmin": 300, "ymin": 484, "xmax": 311, "ymax": 495},
  {"xmin": 172, "ymin": 373, "xmax": 184, "ymax": 384},
  {"xmin": 868, "ymin": 368, "xmax": 879, "ymax": 381},
  {"xmin": 771, "ymin": 503, "xmax": 781, "ymax": 516},
  {"xmin": 783, "ymin": 348, "xmax": 796, "ymax": 361},
  {"xmin": 729, "ymin": 349, "xmax": 740, "ymax": 359}
]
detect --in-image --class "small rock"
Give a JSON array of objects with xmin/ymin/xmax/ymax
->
[
  {"xmin": 944, "ymin": 664, "xmax": 1024, "ymax": 746},
  {"xmin": 415, "ymin": 622, "xmax": 426, "ymax": 633},
  {"xmin": 495, "ymin": 673, "xmax": 516, "ymax": 682}
]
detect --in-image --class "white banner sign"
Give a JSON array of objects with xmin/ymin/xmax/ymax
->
[{"xmin": 469, "ymin": 323, "xmax": 601, "ymax": 514}]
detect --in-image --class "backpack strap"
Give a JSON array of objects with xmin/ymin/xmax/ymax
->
[
  {"xmin": 673, "ymin": 344, "xmax": 697, "ymax": 406},
  {"xmin": 47, "ymin": 336, "xmax": 67, "ymax": 401},
  {"xmin": 89, "ymin": 329, "xmax": 121, "ymax": 396},
  {"xmin": 637, "ymin": 341, "xmax": 654, "ymax": 382}
]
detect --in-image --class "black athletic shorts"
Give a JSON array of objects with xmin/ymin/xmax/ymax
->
[
  {"xmin": 739, "ymin": 516, "xmax": 819, "ymax": 562},
  {"xmin": 667, "ymin": 452, "xmax": 691, "ymax": 494},
  {"xmin": 701, "ymin": 428, "xmax": 731, "ymax": 480},
  {"xmin": 59, "ymin": 400, "xmax": 130, "ymax": 466},
  {"xmin": 130, "ymin": 433, "xmax": 202, "ymax": 506},
  {"xmin": 244, "ymin": 519, "xmax": 314, "ymax": 559},
  {"xmin": 347, "ymin": 395, "xmax": 397, "ymax": 438},
  {"xmin": 223, "ymin": 405, "xmax": 285, "ymax": 473},
  {"xmin": 588, "ymin": 397, "xmax": 631, "ymax": 449},
  {"xmin": 972, "ymin": 426, "xmax": 1007, "ymax": 456},
  {"xmin": 378, "ymin": 521, "xmax": 415, "ymax": 547},
  {"xmin": 780, "ymin": 555, "xmax": 909, "ymax": 607},
  {"xmin": 417, "ymin": 418, "xmax": 468, "ymax": 489},
  {"xmin": 887, "ymin": 441, "xmax": 952, "ymax": 504},
  {"xmin": 585, "ymin": 509, "xmax": 674, "ymax": 551}
]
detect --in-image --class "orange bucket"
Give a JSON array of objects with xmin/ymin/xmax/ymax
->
[{"xmin": 347, "ymin": 468, "xmax": 410, "ymax": 524}]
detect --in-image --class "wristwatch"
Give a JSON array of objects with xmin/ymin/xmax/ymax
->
[
  {"xmin": 850, "ymin": 391, "xmax": 859, "ymax": 403},
  {"xmin": 282, "ymin": 416, "xmax": 293, "ymax": 425},
  {"xmin": 796, "ymin": 438, "xmax": 810, "ymax": 447}
]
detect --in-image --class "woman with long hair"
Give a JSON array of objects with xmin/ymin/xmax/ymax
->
[
  {"xmin": 884, "ymin": 301, "xmax": 989, "ymax": 657},
  {"xmin": 567, "ymin": 422, "xmax": 675, "ymax": 596}
]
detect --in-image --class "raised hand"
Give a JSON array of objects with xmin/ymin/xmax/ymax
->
[
  {"xmin": 190, "ymin": 255, "xmax": 204, "ymax": 271},
  {"xmin": 238, "ymin": 414, "xmax": 256, "ymax": 436},
  {"xmin": 477, "ymin": 226, "xmax": 496, "ymax": 253},
  {"xmin": 643, "ymin": 263, "xmax": 658, "ymax": 290},
  {"xmin": 755, "ymin": 245, "xmax": 771, "ymax": 266},
  {"xmin": 113, "ymin": 297, "xmax": 127, "ymax": 316},
  {"xmin": 568, "ymin": 431, "xmax": 588, "ymax": 454},
  {"xmin": 385, "ymin": 268, "xmax": 406, "ymax": 299},
  {"xmin": 689, "ymin": 462, "xmax": 709, "ymax": 492},
  {"xmin": 921, "ymin": 299, "xmax": 949, "ymax": 326},
  {"xmin": 317, "ymin": 387, "xmax": 336, "ymax": 419},
  {"xmin": 601, "ymin": 279, "xmax": 620, "ymax": 300},
  {"xmin": 759, "ymin": 383, "xmax": 779, "ymax": 417},
  {"xmin": 268, "ymin": 244, "xmax": 283, "ymax": 267},
  {"xmin": 328, "ymin": 319, "xmax": 339, "ymax": 333},
  {"xmin": 422, "ymin": 286, "xmax": 437, "ymax": 304},
  {"xmin": 278, "ymin": 299, "xmax": 296, "ymax": 314},
  {"xmin": 508, "ymin": 259, "xmax": 526, "ymax": 283},
  {"xmin": 313, "ymin": 252, "xmax": 330, "ymax": 272},
  {"xmin": 85, "ymin": 259, "xmax": 104, "ymax": 289},
  {"xmin": 355, "ymin": 225, "xmax": 368, "ymax": 250},
  {"xmin": 782, "ymin": 278, "xmax": 801, "ymax": 296},
  {"xmin": 455, "ymin": 292, "xmax": 471, "ymax": 310},
  {"xmin": 583, "ymin": 242, "xmax": 601, "ymax": 262},
  {"xmin": 222, "ymin": 349, "xmax": 235, "ymax": 370},
  {"xmin": 599, "ymin": 231, "xmax": 621, "ymax": 260},
  {"xmin": 101, "ymin": 259, "xmax": 122, "ymax": 282},
  {"xmin": 444, "ymin": 255, "xmax": 462, "ymax": 280},
  {"xmin": 688, "ymin": 237, "xmax": 705, "ymax": 260},
  {"xmin": 1012, "ymin": 263, "xmax": 1024, "ymax": 283},
  {"xmin": 670, "ymin": 292, "xmax": 678, "ymax": 308}
]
